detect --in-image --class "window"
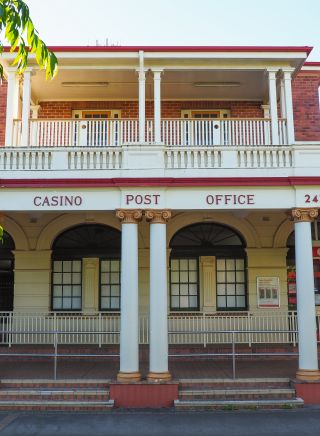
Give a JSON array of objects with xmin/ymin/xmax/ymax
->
[
  {"xmin": 170, "ymin": 258, "xmax": 199, "ymax": 310},
  {"xmin": 52, "ymin": 260, "xmax": 82, "ymax": 310},
  {"xmin": 100, "ymin": 259, "xmax": 121, "ymax": 310},
  {"xmin": 216, "ymin": 258, "xmax": 246, "ymax": 310}
]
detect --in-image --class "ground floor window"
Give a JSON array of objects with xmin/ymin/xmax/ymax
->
[
  {"xmin": 170, "ymin": 258, "xmax": 198, "ymax": 310},
  {"xmin": 216, "ymin": 258, "xmax": 246, "ymax": 310},
  {"xmin": 52, "ymin": 260, "xmax": 82, "ymax": 310},
  {"xmin": 100, "ymin": 259, "xmax": 121, "ymax": 310}
]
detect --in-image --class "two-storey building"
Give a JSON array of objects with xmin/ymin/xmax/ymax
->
[{"xmin": 0, "ymin": 46, "xmax": 319, "ymax": 384}]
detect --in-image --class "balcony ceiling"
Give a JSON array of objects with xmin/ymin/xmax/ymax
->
[{"xmin": 31, "ymin": 68, "xmax": 268, "ymax": 102}]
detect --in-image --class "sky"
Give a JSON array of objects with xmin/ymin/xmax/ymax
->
[{"xmin": 18, "ymin": 0, "xmax": 320, "ymax": 61}]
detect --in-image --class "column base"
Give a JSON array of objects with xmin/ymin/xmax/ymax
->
[
  {"xmin": 117, "ymin": 371, "xmax": 141, "ymax": 383},
  {"xmin": 147, "ymin": 371, "xmax": 172, "ymax": 382},
  {"xmin": 296, "ymin": 369, "xmax": 320, "ymax": 381}
]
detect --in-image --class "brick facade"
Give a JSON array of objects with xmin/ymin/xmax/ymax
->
[{"xmin": 292, "ymin": 71, "xmax": 320, "ymax": 141}]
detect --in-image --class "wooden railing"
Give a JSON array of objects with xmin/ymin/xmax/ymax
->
[
  {"xmin": 10, "ymin": 118, "xmax": 289, "ymax": 148},
  {"xmin": 0, "ymin": 311, "xmax": 306, "ymax": 346}
]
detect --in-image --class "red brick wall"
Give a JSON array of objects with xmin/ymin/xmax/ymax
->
[
  {"xmin": 292, "ymin": 72, "xmax": 320, "ymax": 141},
  {"xmin": 38, "ymin": 100, "xmax": 263, "ymax": 119},
  {"xmin": 0, "ymin": 80, "xmax": 7, "ymax": 146}
]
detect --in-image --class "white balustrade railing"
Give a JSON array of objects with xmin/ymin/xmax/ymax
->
[
  {"xmin": 68, "ymin": 149, "xmax": 122, "ymax": 170},
  {"xmin": 237, "ymin": 147, "xmax": 293, "ymax": 168},
  {"xmin": 0, "ymin": 311, "xmax": 308, "ymax": 347},
  {"xmin": 165, "ymin": 148, "xmax": 221, "ymax": 169},
  {"xmin": 9, "ymin": 118, "xmax": 288, "ymax": 148},
  {"xmin": 0, "ymin": 150, "xmax": 52, "ymax": 170}
]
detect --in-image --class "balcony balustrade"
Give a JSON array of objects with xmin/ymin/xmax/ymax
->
[{"xmin": 11, "ymin": 118, "xmax": 288, "ymax": 148}]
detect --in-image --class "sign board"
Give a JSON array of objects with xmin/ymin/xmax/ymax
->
[{"xmin": 257, "ymin": 277, "xmax": 280, "ymax": 308}]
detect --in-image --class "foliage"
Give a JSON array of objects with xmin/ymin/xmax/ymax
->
[{"xmin": 0, "ymin": 0, "xmax": 57, "ymax": 78}]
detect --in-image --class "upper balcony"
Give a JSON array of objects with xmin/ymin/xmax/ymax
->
[{"xmin": 0, "ymin": 46, "xmax": 319, "ymax": 179}]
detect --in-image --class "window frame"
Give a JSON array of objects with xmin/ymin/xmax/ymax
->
[
  {"xmin": 170, "ymin": 257, "xmax": 200, "ymax": 312},
  {"xmin": 51, "ymin": 259, "xmax": 83, "ymax": 312},
  {"xmin": 99, "ymin": 258, "xmax": 121, "ymax": 312},
  {"xmin": 216, "ymin": 257, "xmax": 247, "ymax": 311}
]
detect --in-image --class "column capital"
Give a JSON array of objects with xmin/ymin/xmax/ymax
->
[
  {"xmin": 290, "ymin": 208, "xmax": 318, "ymax": 223},
  {"xmin": 145, "ymin": 209, "xmax": 171, "ymax": 224},
  {"xmin": 116, "ymin": 209, "xmax": 143, "ymax": 224}
]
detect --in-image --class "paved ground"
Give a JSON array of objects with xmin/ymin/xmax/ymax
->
[{"xmin": 0, "ymin": 409, "xmax": 320, "ymax": 436}]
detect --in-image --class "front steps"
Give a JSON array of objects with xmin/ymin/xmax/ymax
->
[
  {"xmin": 0, "ymin": 380, "xmax": 114, "ymax": 411},
  {"xmin": 175, "ymin": 378, "xmax": 304, "ymax": 410}
]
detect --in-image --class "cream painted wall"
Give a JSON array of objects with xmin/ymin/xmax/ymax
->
[{"xmin": 6, "ymin": 210, "xmax": 295, "ymax": 315}]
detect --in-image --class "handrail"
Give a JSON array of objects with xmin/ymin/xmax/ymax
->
[{"xmin": 0, "ymin": 328, "xmax": 300, "ymax": 380}]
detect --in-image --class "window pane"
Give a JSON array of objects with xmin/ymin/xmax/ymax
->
[
  {"xmin": 72, "ymin": 273, "xmax": 82, "ymax": 283},
  {"xmin": 180, "ymin": 296, "xmax": 189, "ymax": 308},
  {"xmin": 227, "ymin": 296, "xmax": 236, "ymax": 307},
  {"xmin": 180, "ymin": 272, "xmax": 188, "ymax": 282},
  {"xmin": 189, "ymin": 271, "xmax": 197, "ymax": 282},
  {"xmin": 189, "ymin": 284, "xmax": 198, "ymax": 295},
  {"xmin": 110, "ymin": 273, "xmax": 119, "ymax": 284},
  {"xmin": 226, "ymin": 284, "xmax": 235, "ymax": 295},
  {"xmin": 53, "ymin": 273, "xmax": 62, "ymax": 284},
  {"xmin": 101, "ymin": 285, "xmax": 110, "ymax": 296},
  {"xmin": 236, "ymin": 271, "xmax": 245, "ymax": 282},
  {"xmin": 236, "ymin": 259, "xmax": 244, "ymax": 270},
  {"xmin": 101, "ymin": 273, "xmax": 108, "ymax": 284},
  {"xmin": 237, "ymin": 296, "xmax": 246, "ymax": 307},
  {"xmin": 63, "ymin": 261, "xmax": 72, "ymax": 272},
  {"xmin": 53, "ymin": 298, "xmax": 62, "ymax": 310},
  {"xmin": 72, "ymin": 298, "xmax": 81, "ymax": 310},
  {"xmin": 188, "ymin": 259, "xmax": 197, "ymax": 270},
  {"xmin": 171, "ymin": 259, "xmax": 179, "ymax": 270},
  {"xmin": 62, "ymin": 298, "xmax": 72, "ymax": 309},
  {"xmin": 171, "ymin": 296, "xmax": 179, "ymax": 308},
  {"xmin": 189, "ymin": 296, "xmax": 198, "ymax": 308},
  {"xmin": 217, "ymin": 272, "xmax": 225, "ymax": 282},
  {"xmin": 53, "ymin": 261, "xmax": 62, "ymax": 272},
  {"xmin": 101, "ymin": 261, "xmax": 109, "ymax": 272},
  {"xmin": 171, "ymin": 284, "xmax": 180, "ymax": 295},
  {"xmin": 217, "ymin": 284, "xmax": 225, "ymax": 295},
  {"xmin": 111, "ymin": 285, "xmax": 120, "ymax": 296},
  {"xmin": 111, "ymin": 261, "xmax": 120, "ymax": 272},
  {"xmin": 226, "ymin": 271, "xmax": 235, "ymax": 282},
  {"xmin": 180, "ymin": 285, "xmax": 189, "ymax": 296},
  {"xmin": 217, "ymin": 296, "xmax": 226, "ymax": 308},
  {"xmin": 226, "ymin": 259, "xmax": 235, "ymax": 271},
  {"xmin": 216, "ymin": 259, "xmax": 225, "ymax": 270},
  {"xmin": 64, "ymin": 286, "xmax": 72, "ymax": 297},
  {"xmin": 111, "ymin": 297, "xmax": 120, "ymax": 309},
  {"xmin": 73, "ymin": 260, "xmax": 82, "ymax": 272},
  {"xmin": 171, "ymin": 272, "xmax": 179, "ymax": 282},
  {"xmin": 237, "ymin": 284, "xmax": 245, "ymax": 295},
  {"xmin": 73, "ymin": 286, "xmax": 81, "ymax": 297},
  {"xmin": 101, "ymin": 297, "xmax": 110, "ymax": 309},
  {"xmin": 180, "ymin": 259, "xmax": 188, "ymax": 270},
  {"xmin": 53, "ymin": 285, "xmax": 62, "ymax": 297},
  {"xmin": 63, "ymin": 273, "xmax": 71, "ymax": 284}
]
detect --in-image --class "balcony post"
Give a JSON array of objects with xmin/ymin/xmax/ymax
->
[
  {"xmin": 282, "ymin": 69, "xmax": 295, "ymax": 145},
  {"xmin": 5, "ymin": 68, "xmax": 19, "ymax": 147},
  {"xmin": 290, "ymin": 208, "xmax": 320, "ymax": 381},
  {"xmin": 116, "ymin": 209, "xmax": 142, "ymax": 382},
  {"xmin": 267, "ymin": 69, "xmax": 280, "ymax": 145},
  {"xmin": 21, "ymin": 68, "xmax": 32, "ymax": 147},
  {"xmin": 146, "ymin": 209, "xmax": 171, "ymax": 382},
  {"xmin": 152, "ymin": 69, "xmax": 163, "ymax": 144}
]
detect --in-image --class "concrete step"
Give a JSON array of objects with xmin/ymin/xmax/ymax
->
[
  {"xmin": 179, "ymin": 377, "xmax": 292, "ymax": 390},
  {"xmin": 174, "ymin": 398, "xmax": 304, "ymax": 410},
  {"xmin": 0, "ymin": 399, "xmax": 115, "ymax": 411},
  {"xmin": 179, "ymin": 388, "xmax": 296, "ymax": 401},
  {"xmin": 0, "ymin": 388, "xmax": 110, "ymax": 401},
  {"xmin": 0, "ymin": 379, "xmax": 111, "ymax": 389}
]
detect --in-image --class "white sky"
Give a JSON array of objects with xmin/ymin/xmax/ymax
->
[{"xmin": 21, "ymin": 0, "xmax": 320, "ymax": 61}]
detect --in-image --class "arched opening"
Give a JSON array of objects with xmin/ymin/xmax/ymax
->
[
  {"xmin": 51, "ymin": 224, "xmax": 121, "ymax": 311},
  {"xmin": 170, "ymin": 222, "xmax": 247, "ymax": 311},
  {"xmin": 0, "ymin": 231, "xmax": 15, "ymax": 311},
  {"xmin": 286, "ymin": 219, "xmax": 320, "ymax": 310}
]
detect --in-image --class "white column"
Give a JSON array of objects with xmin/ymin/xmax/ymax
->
[
  {"xmin": 291, "ymin": 208, "xmax": 320, "ymax": 381},
  {"xmin": 152, "ymin": 69, "xmax": 163, "ymax": 144},
  {"xmin": 267, "ymin": 69, "xmax": 279, "ymax": 145},
  {"xmin": 21, "ymin": 69, "xmax": 32, "ymax": 147},
  {"xmin": 146, "ymin": 210, "xmax": 171, "ymax": 381},
  {"xmin": 5, "ymin": 68, "xmax": 19, "ymax": 147},
  {"xmin": 116, "ymin": 209, "xmax": 142, "ymax": 382},
  {"xmin": 137, "ymin": 61, "xmax": 146, "ymax": 144},
  {"xmin": 279, "ymin": 80, "xmax": 286, "ymax": 119},
  {"xmin": 283, "ymin": 69, "xmax": 295, "ymax": 145}
]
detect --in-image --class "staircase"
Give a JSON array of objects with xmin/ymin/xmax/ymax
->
[
  {"xmin": 0, "ymin": 380, "xmax": 114, "ymax": 411},
  {"xmin": 175, "ymin": 378, "xmax": 304, "ymax": 410}
]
